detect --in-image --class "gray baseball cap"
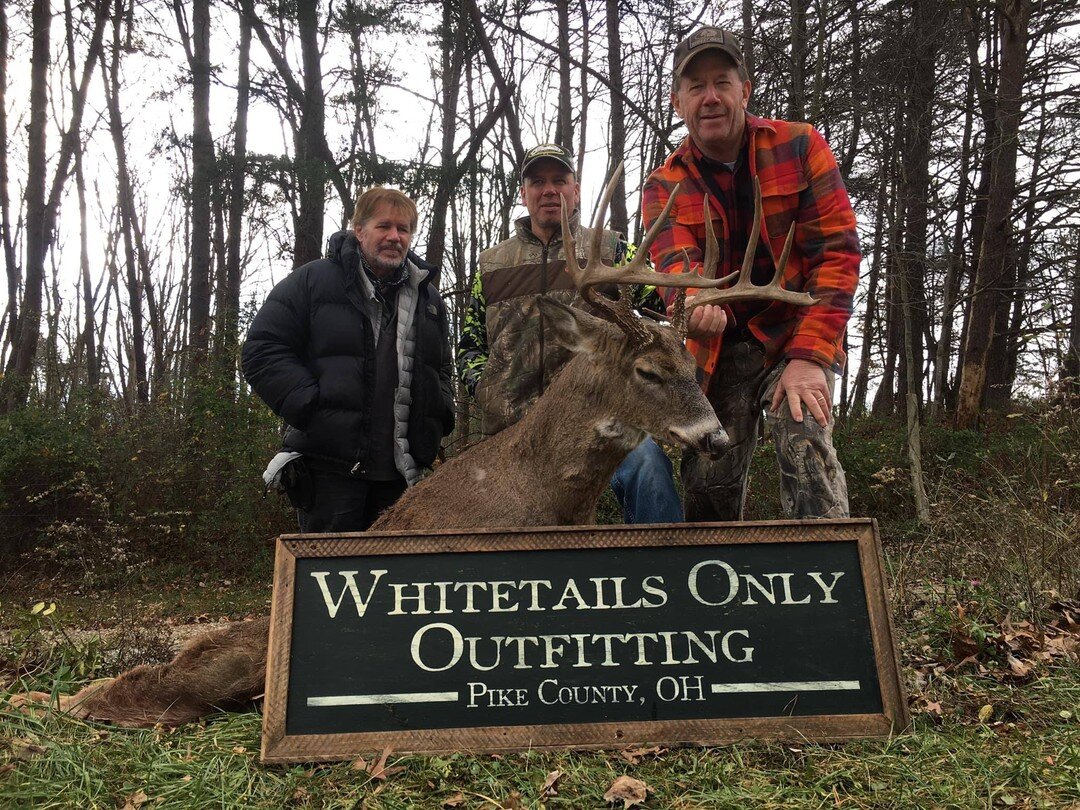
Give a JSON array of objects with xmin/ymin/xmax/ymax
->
[{"xmin": 673, "ymin": 26, "xmax": 745, "ymax": 80}]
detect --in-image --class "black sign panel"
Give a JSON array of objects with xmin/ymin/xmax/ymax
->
[{"xmin": 261, "ymin": 521, "xmax": 907, "ymax": 762}]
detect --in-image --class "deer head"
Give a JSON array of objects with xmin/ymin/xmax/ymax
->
[{"xmin": 547, "ymin": 164, "xmax": 819, "ymax": 456}]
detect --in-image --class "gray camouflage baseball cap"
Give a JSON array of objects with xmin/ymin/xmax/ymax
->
[{"xmin": 673, "ymin": 26, "xmax": 745, "ymax": 80}]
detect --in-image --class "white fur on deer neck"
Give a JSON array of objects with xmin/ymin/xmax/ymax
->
[{"xmin": 593, "ymin": 418, "xmax": 645, "ymax": 450}]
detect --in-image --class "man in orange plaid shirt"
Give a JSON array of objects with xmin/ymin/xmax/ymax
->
[{"xmin": 642, "ymin": 26, "xmax": 858, "ymax": 520}]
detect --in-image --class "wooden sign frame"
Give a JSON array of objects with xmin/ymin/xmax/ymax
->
[{"xmin": 261, "ymin": 519, "xmax": 908, "ymax": 763}]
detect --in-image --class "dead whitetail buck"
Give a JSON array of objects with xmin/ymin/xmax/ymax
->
[{"xmin": 23, "ymin": 167, "xmax": 815, "ymax": 728}]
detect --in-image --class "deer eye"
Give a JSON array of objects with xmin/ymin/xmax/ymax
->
[{"xmin": 635, "ymin": 366, "xmax": 664, "ymax": 385}]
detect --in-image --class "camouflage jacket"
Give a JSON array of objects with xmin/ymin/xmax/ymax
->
[{"xmin": 457, "ymin": 213, "xmax": 654, "ymax": 436}]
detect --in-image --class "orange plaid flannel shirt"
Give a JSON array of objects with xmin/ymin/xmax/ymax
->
[{"xmin": 642, "ymin": 115, "xmax": 860, "ymax": 390}]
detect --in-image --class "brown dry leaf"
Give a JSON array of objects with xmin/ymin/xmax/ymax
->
[
  {"xmin": 1006, "ymin": 654, "xmax": 1034, "ymax": 680},
  {"xmin": 122, "ymin": 789, "xmax": 149, "ymax": 810},
  {"xmin": 501, "ymin": 791, "xmax": 525, "ymax": 809},
  {"xmin": 364, "ymin": 746, "xmax": 402, "ymax": 780},
  {"xmin": 10, "ymin": 738, "xmax": 46, "ymax": 760},
  {"xmin": 951, "ymin": 631, "xmax": 981, "ymax": 662},
  {"xmin": 351, "ymin": 756, "xmax": 368, "ymax": 771},
  {"xmin": 540, "ymin": 769, "xmax": 563, "ymax": 798},
  {"xmin": 441, "ymin": 793, "xmax": 466, "ymax": 808},
  {"xmin": 620, "ymin": 746, "xmax": 665, "ymax": 765},
  {"xmin": 0, "ymin": 763, "xmax": 16, "ymax": 776},
  {"xmin": 604, "ymin": 775, "xmax": 651, "ymax": 808},
  {"xmin": 232, "ymin": 745, "xmax": 247, "ymax": 755},
  {"xmin": 924, "ymin": 700, "xmax": 943, "ymax": 719}
]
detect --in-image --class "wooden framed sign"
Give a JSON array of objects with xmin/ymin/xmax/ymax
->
[{"xmin": 261, "ymin": 519, "xmax": 908, "ymax": 763}]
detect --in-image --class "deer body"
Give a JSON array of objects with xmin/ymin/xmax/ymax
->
[{"xmin": 374, "ymin": 302, "xmax": 724, "ymax": 530}]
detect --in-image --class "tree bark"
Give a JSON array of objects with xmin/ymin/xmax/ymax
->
[
  {"xmin": 0, "ymin": 0, "xmax": 18, "ymax": 356},
  {"xmin": 554, "ymin": 0, "xmax": 573, "ymax": 150},
  {"xmin": 788, "ymin": 0, "xmax": 807, "ymax": 121},
  {"xmin": 1062, "ymin": 230, "xmax": 1080, "ymax": 398},
  {"xmin": 956, "ymin": 0, "xmax": 1030, "ymax": 429},
  {"xmin": 605, "ymin": 0, "xmax": 628, "ymax": 236},
  {"xmin": 219, "ymin": 8, "xmax": 250, "ymax": 380},
  {"xmin": 175, "ymin": 0, "xmax": 214, "ymax": 368},
  {"xmin": 1, "ymin": 0, "xmax": 50, "ymax": 411},
  {"xmin": 930, "ymin": 70, "xmax": 975, "ymax": 421}
]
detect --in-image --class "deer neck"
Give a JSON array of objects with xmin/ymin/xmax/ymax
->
[{"xmin": 509, "ymin": 355, "xmax": 644, "ymax": 520}]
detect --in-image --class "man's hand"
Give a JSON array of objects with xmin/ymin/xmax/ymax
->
[
  {"xmin": 666, "ymin": 298, "xmax": 727, "ymax": 339},
  {"xmin": 770, "ymin": 358, "xmax": 831, "ymax": 424}
]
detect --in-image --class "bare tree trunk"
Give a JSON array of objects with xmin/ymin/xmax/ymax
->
[
  {"xmin": 176, "ymin": 0, "xmax": 214, "ymax": 368},
  {"xmin": 219, "ymin": 8, "xmax": 250, "ymax": 381},
  {"xmin": 1062, "ymin": 230, "xmax": 1080, "ymax": 398},
  {"xmin": 930, "ymin": 72, "xmax": 975, "ymax": 421},
  {"xmin": 605, "ymin": 0, "xmax": 628, "ymax": 236},
  {"xmin": 850, "ymin": 157, "xmax": 888, "ymax": 416},
  {"xmin": 788, "ymin": 0, "xmax": 807, "ymax": 121},
  {"xmin": 895, "ymin": 0, "xmax": 940, "ymax": 412},
  {"xmin": 554, "ymin": 0, "xmax": 573, "ymax": 150},
  {"xmin": 294, "ymin": 0, "xmax": 326, "ymax": 266},
  {"xmin": 575, "ymin": 0, "xmax": 590, "ymax": 177},
  {"xmin": 899, "ymin": 226, "xmax": 931, "ymax": 524},
  {"xmin": 997, "ymin": 66, "xmax": 1051, "ymax": 401},
  {"xmin": 0, "ymin": 0, "xmax": 18, "ymax": 356},
  {"xmin": 66, "ymin": 0, "xmax": 97, "ymax": 389},
  {"xmin": 956, "ymin": 0, "xmax": 1030, "ymax": 429},
  {"xmin": 103, "ymin": 0, "xmax": 148, "ymax": 402},
  {"xmin": 1, "ymin": 0, "xmax": 50, "ymax": 411},
  {"xmin": 426, "ymin": 1, "xmax": 464, "ymax": 269},
  {"xmin": 741, "ymin": 0, "xmax": 755, "ymax": 83}
]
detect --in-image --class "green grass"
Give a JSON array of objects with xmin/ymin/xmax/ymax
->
[
  {"xmin": 2, "ymin": 588, "xmax": 1077, "ymax": 808},
  {"xmin": 1, "ymin": 666, "xmax": 1077, "ymax": 808}
]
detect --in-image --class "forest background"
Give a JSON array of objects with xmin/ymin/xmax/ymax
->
[
  {"xmin": 0, "ymin": 1, "xmax": 1078, "ymax": 805},
  {"xmin": 0, "ymin": 0, "xmax": 1077, "ymax": 628}
]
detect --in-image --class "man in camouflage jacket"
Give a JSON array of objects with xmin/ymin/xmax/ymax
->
[
  {"xmin": 642, "ymin": 28, "xmax": 858, "ymax": 521},
  {"xmin": 457, "ymin": 144, "xmax": 682, "ymax": 524}
]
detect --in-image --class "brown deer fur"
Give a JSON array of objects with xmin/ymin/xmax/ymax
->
[{"xmin": 45, "ymin": 301, "xmax": 726, "ymax": 728}]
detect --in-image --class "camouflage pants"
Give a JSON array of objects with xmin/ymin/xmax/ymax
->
[{"xmin": 681, "ymin": 339, "xmax": 849, "ymax": 521}]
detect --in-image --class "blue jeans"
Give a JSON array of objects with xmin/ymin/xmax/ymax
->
[{"xmin": 609, "ymin": 438, "xmax": 684, "ymax": 524}]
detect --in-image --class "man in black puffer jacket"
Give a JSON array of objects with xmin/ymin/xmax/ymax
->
[{"xmin": 242, "ymin": 187, "xmax": 455, "ymax": 532}]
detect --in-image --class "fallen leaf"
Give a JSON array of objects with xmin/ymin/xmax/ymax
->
[
  {"xmin": 10, "ymin": 738, "xmax": 46, "ymax": 760},
  {"xmin": 441, "ymin": 793, "xmax": 466, "ymax": 808},
  {"xmin": 620, "ymin": 746, "xmax": 665, "ymax": 765},
  {"xmin": 0, "ymin": 764, "xmax": 16, "ymax": 776},
  {"xmin": 232, "ymin": 745, "xmax": 247, "ymax": 754},
  {"xmin": 924, "ymin": 700, "xmax": 943, "ymax": 718},
  {"xmin": 358, "ymin": 746, "xmax": 401, "ymax": 780},
  {"xmin": 1005, "ymin": 654, "xmax": 1033, "ymax": 680},
  {"xmin": 540, "ymin": 769, "xmax": 562, "ymax": 798},
  {"xmin": 122, "ymin": 789, "xmax": 148, "ymax": 809},
  {"xmin": 978, "ymin": 704, "xmax": 994, "ymax": 723},
  {"xmin": 501, "ymin": 791, "xmax": 525, "ymax": 809},
  {"xmin": 604, "ymin": 775, "xmax": 650, "ymax": 808}
]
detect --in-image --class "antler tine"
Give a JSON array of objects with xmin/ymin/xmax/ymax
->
[
  {"xmin": 685, "ymin": 177, "xmax": 819, "ymax": 311},
  {"xmin": 701, "ymin": 197, "xmax": 719, "ymax": 280}
]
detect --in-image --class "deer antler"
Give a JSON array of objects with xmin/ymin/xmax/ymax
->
[
  {"xmin": 685, "ymin": 177, "xmax": 818, "ymax": 312},
  {"xmin": 561, "ymin": 163, "xmax": 732, "ymax": 344}
]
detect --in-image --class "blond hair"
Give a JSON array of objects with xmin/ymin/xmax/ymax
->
[{"xmin": 350, "ymin": 187, "xmax": 418, "ymax": 231}]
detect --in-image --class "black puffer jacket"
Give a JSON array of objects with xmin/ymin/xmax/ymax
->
[{"xmin": 241, "ymin": 233, "xmax": 455, "ymax": 474}]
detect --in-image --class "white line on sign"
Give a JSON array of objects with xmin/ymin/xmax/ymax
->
[
  {"xmin": 711, "ymin": 681, "xmax": 860, "ymax": 694},
  {"xmin": 307, "ymin": 692, "xmax": 460, "ymax": 707}
]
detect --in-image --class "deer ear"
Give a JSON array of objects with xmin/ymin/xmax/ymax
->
[{"xmin": 537, "ymin": 297, "xmax": 614, "ymax": 355}]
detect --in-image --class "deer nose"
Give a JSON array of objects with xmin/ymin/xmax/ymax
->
[{"xmin": 701, "ymin": 426, "xmax": 729, "ymax": 459}]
